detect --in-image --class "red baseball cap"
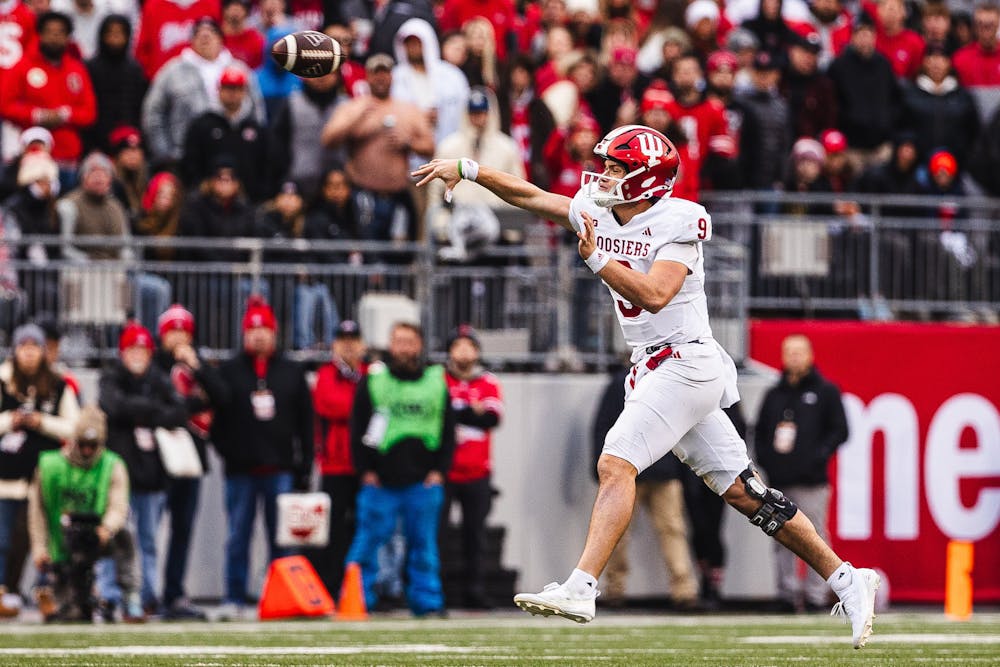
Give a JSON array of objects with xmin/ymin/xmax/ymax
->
[
  {"xmin": 640, "ymin": 85, "xmax": 678, "ymax": 115},
  {"xmin": 219, "ymin": 66, "xmax": 248, "ymax": 88},
  {"xmin": 929, "ymin": 150, "xmax": 957, "ymax": 177},
  {"xmin": 119, "ymin": 321, "xmax": 154, "ymax": 353},
  {"xmin": 820, "ymin": 129, "xmax": 848, "ymax": 154},
  {"xmin": 157, "ymin": 303, "xmax": 195, "ymax": 338}
]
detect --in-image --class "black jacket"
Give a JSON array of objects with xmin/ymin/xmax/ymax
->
[
  {"xmin": 152, "ymin": 348, "xmax": 227, "ymax": 473},
  {"xmin": 828, "ymin": 47, "xmax": 900, "ymax": 149},
  {"xmin": 83, "ymin": 15, "xmax": 148, "ymax": 154},
  {"xmin": 754, "ymin": 367, "xmax": 848, "ymax": 488},
  {"xmin": 209, "ymin": 352, "xmax": 313, "ymax": 481},
  {"xmin": 900, "ymin": 77, "xmax": 979, "ymax": 167},
  {"xmin": 350, "ymin": 361, "xmax": 456, "ymax": 488},
  {"xmin": 98, "ymin": 360, "xmax": 188, "ymax": 492},
  {"xmin": 0, "ymin": 377, "xmax": 69, "ymax": 481},
  {"xmin": 591, "ymin": 365, "xmax": 682, "ymax": 483},
  {"xmin": 181, "ymin": 111, "xmax": 270, "ymax": 203},
  {"xmin": 178, "ymin": 192, "xmax": 255, "ymax": 262}
]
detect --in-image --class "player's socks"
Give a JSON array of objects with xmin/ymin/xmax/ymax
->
[
  {"xmin": 827, "ymin": 562, "xmax": 853, "ymax": 593},
  {"xmin": 565, "ymin": 568, "xmax": 599, "ymax": 598}
]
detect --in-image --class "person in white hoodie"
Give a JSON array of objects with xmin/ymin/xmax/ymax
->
[
  {"xmin": 391, "ymin": 17, "xmax": 470, "ymax": 147},
  {"xmin": 141, "ymin": 17, "xmax": 264, "ymax": 169}
]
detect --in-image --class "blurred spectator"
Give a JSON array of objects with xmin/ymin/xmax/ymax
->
[
  {"xmin": 98, "ymin": 322, "xmax": 187, "ymax": 617},
  {"xmin": 461, "ymin": 17, "xmax": 499, "ymax": 89},
  {"xmin": 438, "ymin": 0, "xmax": 515, "ymax": 60},
  {"xmin": 324, "ymin": 22, "xmax": 367, "ymax": 97},
  {"xmin": 566, "ymin": 0, "xmax": 602, "ymax": 52},
  {"xmin": 744, "ymin": 0, "xmax": 800, "ymax": 57},
  {"xmin": 755, "ymin": 334, "xmax": 848, "ymax": 613},
  {"xmin": 440, "ymin": 30, "xmax": 468, "ymax": 70},
  {"xmin": 736, "ymin": 51, "xmax": 791, "ymax": 191},
  {"xmin": 952, "ymin": 11, "xmax": 974, "ymax": 50},
  {"xmin": 585, "ymin": 46, "xmax": 649, "ymax": 133},
  {"xmin": 705, "ymin": 51, "xmax": 762, "ymax": 190},
  {"xmin": 543, "ymin": 114, "xmax": 601, "ymax": 199},
  {"xmin": 154, "ymin": 304, "xmax": 224, "ymax": 620},
  {"xmin": 56, "ymin": 151, "xmax": 132, "ymax": 261},
  {"xmin": 591, "ymin": 358, "xmax": 698, "ymax": 610},
  {"xmin": 109, "ymin": 126, "xmax": 148, "ymax": 222},
  {"xmin": 182, "ymin": 67, "xmax": 270, "ymax": 202},
  {"xmin": 920, "ymin": 149, "xmax": 964, "ymax": 198},
  {"xmin": 363, "ymin": 0, "xmax": 437, "ymax": 59},
  {"xmin": 0, "ymin": 0, "xmax": 38, "ymax": 123},
  {"xmin": 685, "ymin": 0, "xmax": 722, "ymax": 60},
  {"xmin": 782, "ymin": 31, "xmax": 838, "ymax": 139},
  {"xmin": 871, "ymin": 0, "xmax": 925, "ymax": 79},
  {"xmin": 725, "ymin": 28, "xmax": 761, "ymax": 93},
  {"xmin": 307, "ymin": 319, "xmax": 366, "ymax": 597},
  {"xmin": 134, "ymin": 0, "xmax": 222, "ymax": 80},
  {"xmin": 210, "ymin": 297, "xmax": 314, "ymax": 620},
  {"xmin": 828, "ymin": 14, "xmax": 900, "ymax": 170},
  {"xmin": 50, "ymin": 0, "xmax": 113, "ymax": 60},
  {"xmin": 304, "ymin": 167, "xmax": 363, "ymax": 264},
  {"xmin": 669, "ymin": 55, "xmax": 737, "ymax": 194},
  {"xmin": 178, "ymin": 158, "xmax": 255, "ymax": 262},
  {"xmin": 0, "ymin": 152, "xmax": 61, "ymax": 319},
  {"xmin": 221, "ymin": 0, "xmax": 263, "ymax": 70},
  {"xmin": 142, "ymin": 18, "xmax": 264, "ymax": 170},
  {"xmin": 819, "ymin": 129, "xmax": 856, "ymax": 191},
  {"xmin": 900, "ymin": 45, "xmax": 979, "ymax": 167},
  {"xmin": 515, "ymin": 0, "xmax": 567, "ymax": 58},
  {"xmin": 784, "ymin": 138, "xmax": 834, "ymax": 213},
  {"xmin": 135, "ymin": 172, "xmax": 183, "ymax": 261},
  {"xmin": 0, "ymin": 323, "xmax": 79, "ymax": 618},
  {"xmin": 1, "ymin": 12, "xmax": 97, "ymax": 189},
  {"xmin": 952, "ymin": 3, "xmax": 1000, "ymax": 87},
  {"xmin": 391, "ymin": 18, "xmax": 470, "ymax": 146},
  {"xmin": 321, "ymin": 54, "xmax": 434, "ymax": 243},
  {"xmin": 346, "ymin": 322, "xmax": 455, "ymax": 617},
  {"xmin": 497, "ymin": 55, "xmax": 557, "ymax": 189},
  {"xmin": 255, "ymin": 181, "xmax": 339, "ymax": 349},
  {"xmin": 28, "ymin": 406, "xmax": 140, "ymax": 622},
  {"xmin": 531, "ymin": 24, "xmax": 573, "ymax": 95},
  {"xmin": 857, "ymin": 130, "xmax": 921, "ymax": 195},
  {"xmin": 253, "ymin": 0, "xmax": 301, "ymax": 120},
  {"xmin": 0, "ymin": 126, "xmax": 53, "ymax": 206},
  {"xmin": 36, "ymin": 316, "xmax": 81, "ymax": 399},
  {"xmin": 638, "ymin": 85, "xmax": 699, "ymax": 199},
  {"xmin": 270, "ymin": 71, "xmax": 348, "ymax": 201},
  {"xmin": 798, "ymin": 0, "xmax": 852, "ymax": 70},
  {"xmin": 83, "ymin": 16, "xmax": 146, "ymax": 156},
  {"xmin": 920, "ymin": 1, "xmax": 959, "ymax": 54},
  {"xmin": 443, "ymin": 325, "xmax": 503, "ymax": 609},
  {"xmin": 430, "ymin": 87, "xmax": 525, "ymax": 210},
  {"xmin": 640, "ymin": 27, "xmax": 691, "ymax": 81},
  {"xmin": 969, "ymin": 104, "xmax": 1000, "ymax": 195}
]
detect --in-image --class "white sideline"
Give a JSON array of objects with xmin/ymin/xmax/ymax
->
[{"xmin": 742, "ymin": 634, "xmax": 1000, "ymax": 645}]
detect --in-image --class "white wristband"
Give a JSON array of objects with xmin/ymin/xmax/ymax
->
[
  {"xmin": 458, "ymin": 158, "xmax": 479, "ymax": 182},
  {"xmin": 584, "ymin": 249, "xmax": 610, "ymax": 274}
]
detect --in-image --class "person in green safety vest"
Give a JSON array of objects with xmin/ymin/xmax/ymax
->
[
  {"xmin": 345, "ymin": 321, "xmax": 456, "ymax": 617},
  {"xmin": 27, "ymin": 405, "xmax": 144, "ymax": 622}
]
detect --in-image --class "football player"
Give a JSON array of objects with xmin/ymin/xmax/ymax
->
[{"xmin": 413, "ymin": 126, "xmax": 880, "ymax": 649}]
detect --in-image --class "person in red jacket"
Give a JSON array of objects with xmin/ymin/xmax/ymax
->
[
  {"xmin": 443, "ymin": 324, "xmax": 503, "ymax": 609},
  {"xmin": 953, "ymin": 3, "xmax": 1000, "ymax": 87},
  {"xmin": 868, "ymin": 0, "xmax": 925, "ymax": 79},
  {"xmin": 437, "ymin": 0, "xmax": 516, "ymax": 60},
  {"xmin": 0, "ymin": 0, "xmax": 38, "ymax": 118},
  {"xmin": 308, "ymin": 319, "xmax": 366, "ymax": 597},
  {"xmin": 133, "ymin": 0, "xmax": 222, "ymax": 80},
  {"xmin": 221, "ymin": 0, "xmax": 263, "ymax": 70},
  {"xmin": 0, "ymin": 12, "xmax": 96, "ymax": 186}
]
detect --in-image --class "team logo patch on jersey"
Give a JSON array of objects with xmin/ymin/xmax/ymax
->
[
  {"xmin": 27, "ymin": 67, "xmax": 47, "ymax": 88},
  {"xmin": 642, "ymin": 227, "xmax": 652, "ymax": 236}
]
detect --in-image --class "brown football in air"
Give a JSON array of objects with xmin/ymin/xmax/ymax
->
[{"xmin": 271, "ymin": 31, "xmax": 344, "ymax": 78}]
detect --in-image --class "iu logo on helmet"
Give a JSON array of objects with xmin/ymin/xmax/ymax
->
[{"xmin": 636, "ymin": 133, "xmax": 665, "ymax": 166}]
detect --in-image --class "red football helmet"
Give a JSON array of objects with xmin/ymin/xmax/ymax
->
[{"xmin": 581, "ymin": 125, "xmax": 680, "ymax": 208}]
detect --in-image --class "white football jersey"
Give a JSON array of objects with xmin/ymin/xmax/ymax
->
[{"xmin": 569, "ymin": 192, "xmax": 714, "ymax": 355}]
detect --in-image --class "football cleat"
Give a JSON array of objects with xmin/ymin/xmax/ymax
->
[
  {"xmin": 513, "ymin": 582, "xmax": 598, "ymax": 624},
  {"xmin": 831, "ymin": 567, "xmax": 881, "ymax": 648}
]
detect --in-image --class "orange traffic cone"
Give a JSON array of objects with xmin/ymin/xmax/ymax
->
[
  {"xmin": 258, "ymin": 556, "xmax": 335, "ymax": 620},
  {"xmin": 336, "ymin": 562, "xmax": 368, "ymax": 620}
]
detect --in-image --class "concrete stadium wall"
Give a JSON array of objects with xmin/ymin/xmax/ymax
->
[{"xmin": 69, "ymin": 369, "xmax": 781, "ymax": 603}]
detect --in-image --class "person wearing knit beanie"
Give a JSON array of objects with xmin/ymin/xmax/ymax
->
[
  {"xmin": 119, "ymin": 321, "xmax": 155, "ymax": 378},
  {"xmin": 11, "ymin": 323, "xmax": 46, "ymax": 349},
  {"xmin": 157, "ymin": 304, "xmax": 195, "ymax": 340},
  {"xmin": 242, "ymin": 295, "xmax": 277, "ymax": 359}
]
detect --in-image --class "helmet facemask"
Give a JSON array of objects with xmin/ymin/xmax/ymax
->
[{"xmin": 581, "ymin": 164, "xmax": 674, "ymax": 208}]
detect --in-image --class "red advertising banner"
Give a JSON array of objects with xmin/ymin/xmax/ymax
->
[{"xmin": 749, "ymin": 321, "xmax": 1000, "ymax": 603}]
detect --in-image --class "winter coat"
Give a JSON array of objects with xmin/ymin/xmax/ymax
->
[
  {"xmin": 735, "ymin": 88, "xmax": 791, "ymax": 188},
  {"xmin": 209, "ymin": 352, "xmax": 313, "ymax": 480},
  {"xmin": 181, "ymin": 104, "xmax": 270, "ymax": 202},
  {"xmin": 828, "ymin": 47, "xmax": 900, "ymax": 149},
  {"xmin": 900, "ymin": 75, "xmax": 979, "ymax": 167},
  {"xmin": 177, "ymin": 191, "xmax": 255, "ymax": 262},
  {"xmin": 754, "ymin": 367, "xmax": 848, "ymax": 488},
  {"xmin": 98, "ymin": 360, "xmax": 187, "ymax": 492},
  {"xmin": 83, "ymin": 14, "xmax": 148, "ymax": 154},
  {"xmin": 313, "ymin": 359, "xmax": 366, "ymax": 476},
  {"xmin": 781, "ymin": 69, "xmax": 838, "ymax": 140}
]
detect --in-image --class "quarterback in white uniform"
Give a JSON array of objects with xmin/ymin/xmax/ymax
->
[{"xmin": 413, "ymin": 124, "xmax": 880, "ymax": 648}]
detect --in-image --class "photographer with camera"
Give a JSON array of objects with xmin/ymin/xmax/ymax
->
[
  {"xmin": 0, "ymin": 323, "xmax": 80, "ymax": 618},
  {"xmin": 28, "ymin": 406, "xmax": 141, "ymax": 622}
]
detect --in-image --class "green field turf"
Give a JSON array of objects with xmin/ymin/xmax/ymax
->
[{"xmin": 1, "ymin": 611, "xmax": 997, "ymax": 666}]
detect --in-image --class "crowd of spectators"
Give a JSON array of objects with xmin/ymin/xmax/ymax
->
[{"xmin": 0, "ymin": 0, "xmax": 998, "ymax": 342}]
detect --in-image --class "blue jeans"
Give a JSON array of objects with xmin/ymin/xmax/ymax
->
[
  {"xmin": 346, "ymin": 483, "xmax": 445, "ymax": 615},
  {"xmin": 133, "ymin": 273, "xmax": 172, "ymax": 334},
  {"xmin": 0, "ymin": 498, "xmax": 24, "ymax": 583},
  {"xmin": 96, "ymin": 491, "xmax": 165, "ymax": 607},
  {"xmin": 163, "ymin": 477, "xmax": 200, "ymax": 607},
  {"xmin": 293, "ymin": 282, "xmax": 338, "ymax": 349},
  {"xmin": 224, "ymin": 472, "xmax": 292, "ymax": 605}
]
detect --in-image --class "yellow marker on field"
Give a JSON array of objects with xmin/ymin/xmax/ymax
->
[{"xmin": 944, "ymin": 540, "xmax": 973, "ymax": 620}]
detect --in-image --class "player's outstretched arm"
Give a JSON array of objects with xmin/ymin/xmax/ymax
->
[{"xmin": 413, "ymin": 158, "xmax": 573, "ymax": 231}]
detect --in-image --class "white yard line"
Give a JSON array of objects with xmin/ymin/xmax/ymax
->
[
  {"xmin": 742, "ymin": 634, "xmax": 1000, "ymax": 645},
  {"xmin": 0, "ymin": 645, "xmax": 479, "ymax": 657}
]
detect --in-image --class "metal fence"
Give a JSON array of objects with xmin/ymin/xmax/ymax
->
[{"xmin": 3, "ymin": 190, "xmax": 997, "ymax": 368}]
